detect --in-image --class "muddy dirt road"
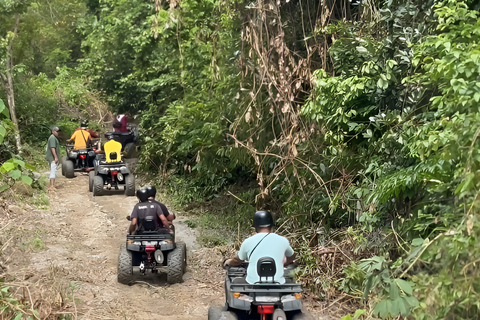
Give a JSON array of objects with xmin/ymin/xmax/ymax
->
[{"xmin": 12, "ymin": 167, "xmax": 325, "ymax": 319}]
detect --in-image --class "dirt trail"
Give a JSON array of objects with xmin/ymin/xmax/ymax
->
[
  {"xmin": 29, "ymin": 169, "xmax": 225, "ymax": 320},
  {"xmin": 20, "ymin": 166, "xmax": 325, "ymax": 319}
]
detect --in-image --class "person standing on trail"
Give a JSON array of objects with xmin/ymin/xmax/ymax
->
[
  {"xmin": 128, "ymin": 189, "xmax": 170, "ymax": 235},
  {"xmin": 223, "ymin": 210, "xmax": 295, "ymax": 284},
  {"xmin": 68, "ymin": 122, "xmax": 92, "ymax": 150},
  {"xmin": 45, "ymin": 126, "xmax": 61, "ymax": 191},
  {"xmin": 145, "ymin": 186, "xmax": 175, "ymax": 225}
]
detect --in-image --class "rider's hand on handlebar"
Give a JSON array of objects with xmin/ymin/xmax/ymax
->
[{"xmin": 223, "ymin": 259, "xmax": 233, "ymax": 269}]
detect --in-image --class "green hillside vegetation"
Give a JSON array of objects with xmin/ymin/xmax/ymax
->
[{"xmin": 1, "ymin": 0, "xmax": 479, "ymax": 318}]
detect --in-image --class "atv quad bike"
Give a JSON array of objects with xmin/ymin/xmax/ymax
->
[
  {"xmin": 89, "ymin": 139, "xmax": 135, "ymax": 196},
  {"xmin": 104, "ymin": 125, "xmax": 139, "ymax": 158},
  {"xmin": 62, "ymin": 144, "xmax": 96, "ymax": 178},
  {"xmin": 208, "ymin": 260, "xmax": 313, "ymax": 320},
  {"xmin": 117, "ymin": 218, "xmax": 187, "ymax": 285}
]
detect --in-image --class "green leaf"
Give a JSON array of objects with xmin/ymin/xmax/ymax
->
[
  {"xmin": 389, "ymin": 281, "xmax": 400, "ymax": 300},
  {"xmin": 356, "ymin": 46, "xmax": 368, "ymax": 54},
  {"xmin": 404, "ymin": 295, "xmax": 419, "ymax": 308},
  {"xmin": 8, "ymin": 170, "xmax": 21, "ymax": 180},
  {"xmin": 395, "ymin": 279, "xmax": 414, "ymax": 295},
  {"xmin": 0, "ymin": 99, "xmax": 9, "ymax": 118},
  {"xmin": 363, "ymin": 275, "xmax": 373, "ymax": 300},
  {"xmin": 19, "ymin": 175, "xmax": 33, "ymax": 185},
  {"xmin": 0, "ymin": 184, "xmax": 10, "ymax": 193},
  {"xmin": 353, "ymin": 309, "xmax": 366, "ymax": 319},
  {"xmin": 455, "ymin": 172, "xmax": 475, "ymax": 194},
  {"xmin": 374, "ymin": 299, "xmax": 392, "ymax": 318},
  {"xmin": 1, "ymin": 162, "xmax": 16, "ymax": 173},
  {"xmin": 12, "ymin": 159, "xmax": 25, "ymax": 167},
  {"xmin": 474, "ymin": 92, "xmax": 480, "ymax": 102},
  {"xmin": 411, "ymin": 238, "xmax": 424, "ymax": 246}
]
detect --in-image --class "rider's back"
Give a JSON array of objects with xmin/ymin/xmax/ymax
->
[
  {"xmin": 70, "ymin": 129, "xmax": 92, "ymax": 150},
  {"xmin": 238, "ymin": 233, "xmax": 294, "ymax": 284}
]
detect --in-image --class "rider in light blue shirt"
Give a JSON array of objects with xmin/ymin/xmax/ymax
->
[{"xmin": 224, "ymin": 211, "xmax": 295, "ymax": 284}]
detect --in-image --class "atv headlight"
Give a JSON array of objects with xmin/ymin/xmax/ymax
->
[{"xmin": 117, "ymin": 172, "xmax": 124, "ymax": 181}]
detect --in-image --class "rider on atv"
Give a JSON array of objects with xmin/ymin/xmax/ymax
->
[
  {"xmin": 145, "ymin": 186, "xmax": 175, "ymax": 226},
  {"xmin": 68, "ymin": 122, "xmax": 93, "ymax": 150},
  {"xmin": 128, "ymin": 189, "xmax": 170, "ymax": 235},
  {"xmin": 224, "ymin": 210, "xmax": 295, "ymax": 284}
]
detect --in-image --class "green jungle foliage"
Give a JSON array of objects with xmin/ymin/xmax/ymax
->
[
  {"xmin": 303, "ymin": 0, "xmax": 480, "ymax": 318},
  {"xmin": 1, "ymin": 0, "xmax": 479, "ymax": 318}
]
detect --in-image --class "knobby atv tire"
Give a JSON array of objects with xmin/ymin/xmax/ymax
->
[
  {"xmin": 64, "ymin": 159, "xmax": 75, "ymax": 178},
  {"xmin": 88, "ymin": 171, "xmax": 95, "ymax": 192},
  {"xmin": 61, "ymin": 156, "xmax": 67, "ymax": 176},
  {"xmin": 208, "ymin": 307, "xmax": 238, "ymax": 320},
  {"xmin": 167, "ymin": 241, "xmax": 186, "ymax": 284},
  {"xmin": 93, "ymin": 175, "xmax": 104, "ymax": 196},
  {"xmin": 123, "ymin": 142, "xmax": 138, "ymax": 159},
  {"xmin": 117, "ymin": 243, "xmax": 133, "ymax": 284},
  {"xmin": 124, "ymin": 174, "xmax": 135, "ymax": 196}
]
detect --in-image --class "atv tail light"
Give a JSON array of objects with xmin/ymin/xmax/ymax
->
[
  {"xmin": 257, "ymin": 305, "xmax": 274, "ymax": 314},
  {"xmin": 294, "ymin": 293, "xmax": 302, "ymax": 299},
  {"xmin": 233, "ymin": 292, "xmax": 241, "ymax": 298},
  {"xmin": 111, "ymin": 170, "xmax": 118, "ymax": 176},
  {"xmin": 80, "ymin": 154, "xmax": 87, "ymax": 159},
  {"xmin": 145, "ymin": 245, "xmax": 155, "ymax": 253}
]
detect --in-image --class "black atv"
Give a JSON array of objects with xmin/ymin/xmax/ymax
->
[
  {"xmin": 61, "ymin": 144, "xmax": 96, "ymax": 178},
  {"xmin": 117, "ymin": 218, "xmax": 187, "ymax": 285},
  {"xmin": 208, "ymin": 260, "xmax": 313, "ymax": 320},
  {"xmin": 104, "ymin": 126, "xmax": 139, "ymax": 159},
  {"xmin": 89, "ymin": 153, "xmax": 135, "ymax": 196}
]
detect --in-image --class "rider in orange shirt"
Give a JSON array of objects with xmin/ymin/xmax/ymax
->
[{"xmin": 68, "ymin": 123, "xmax": 92, "ymax": 150}]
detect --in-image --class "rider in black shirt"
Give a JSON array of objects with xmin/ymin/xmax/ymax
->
[{"xmin": 128, "ymin": 189, "xmax": 169, "ymax": 234}]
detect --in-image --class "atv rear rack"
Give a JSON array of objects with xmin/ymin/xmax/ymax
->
[
  {"xmin": 127, "ymin": 231, "xmax": 173, "ymax": 241},
  {"xmin": 230, "ymin": 283, "xmax": 302, "ymax": 293}
]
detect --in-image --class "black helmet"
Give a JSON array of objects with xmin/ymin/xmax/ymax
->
[
  {"xmin": 80, "ymin": 120, "xmax": 88, "ymax": 128},
  {"xmin": 253, "ymin": 210, "xmax": 273, "ymax": 228},
  {"xmin": 146, "ymin": 186, "xmax": 157, "ymax": 198},
  {"xmin": 136, "ymin": 188, "xmax": 149, "ymax": 202}
]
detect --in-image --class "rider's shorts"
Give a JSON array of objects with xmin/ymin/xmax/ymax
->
[{"xmin": 49, "ymin": 161, "xmax": 58, "ymax": 179}]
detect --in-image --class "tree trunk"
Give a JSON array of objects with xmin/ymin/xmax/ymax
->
[{"xmin": 0, "ymin": 14, "xmax": 22, "ymax": 154}]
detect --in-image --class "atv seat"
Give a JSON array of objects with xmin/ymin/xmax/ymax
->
[
  {"xmin": 256, "ymin": 257, "xmax": 276, "ymax": 283},
  {"xmin": 103, "ymin": 139, "xmax": 123, "ymax": 163},
  {"xmin": 136, "ymin": 218, "xmax": 171, "ymax": 235}
]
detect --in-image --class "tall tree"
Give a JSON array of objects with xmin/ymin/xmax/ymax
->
[{"xmin": 0, "ymin": 11, "xmax": 22, "ymax": 152}]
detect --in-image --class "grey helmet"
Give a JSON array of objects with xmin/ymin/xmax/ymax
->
[{"xmin": 253, "ymin": 210, "xmax": 273, "ymax": 228}]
